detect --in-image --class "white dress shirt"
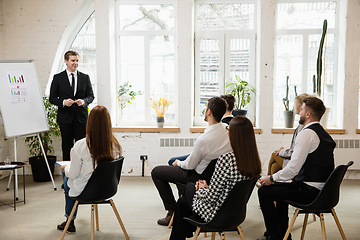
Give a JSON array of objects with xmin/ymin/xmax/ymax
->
[
  {"xmin": 177, "ymin": 123, "xmax": 232, "ymax": 174},
  {"xmin": 66, "ymin": 69, "xmax": 78, "ymax": 96},
  {"xmin": 272, "ymin": 121, "xmax": 325, "ymax": 190}
]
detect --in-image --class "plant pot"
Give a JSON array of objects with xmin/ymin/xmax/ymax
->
[
  {"xmin": 284, "ymin": 111, "xmax": 294, "ymax": 128},
  {"xmin": 157, "ymin": 117, "xmax": 164, "ymax": 128},
  {"xmin": 29, "ymin": 155, "xmax": 56, "ymax": 182},
  {"xmin": 232, "ymin": 109, "xmax": 247, "ymax": 117}
]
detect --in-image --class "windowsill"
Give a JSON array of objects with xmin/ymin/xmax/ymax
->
[
  {"xmin": 356, "ymin": 129, "xmax": 360, "ymax": 134},
  {"xmin": 113, "ymin": 126, "xmax": 180, "ymax": 133},
  {"xmin": 190, "ymin": 126, "xmax": 262, "ymax": 134},
  {"xmin": 272, "ymin": 128, "xmax": 346, "ymax": 134}
]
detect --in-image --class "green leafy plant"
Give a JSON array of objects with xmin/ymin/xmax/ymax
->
[
  {"xmin": 117, "ymin": 81, "xmax": 142, "ymax": 109},
  {"xmin": 25, "ymin": 96, "xmax": 61, "ymax": 156},
  {"xmin": 225, "ymin": 75, "xmax": 255, "ymax": 110}
]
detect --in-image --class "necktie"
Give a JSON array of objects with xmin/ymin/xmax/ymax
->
[{"xmin": 71, "ymin": 73, "xmax": 75, "ymax": 95}]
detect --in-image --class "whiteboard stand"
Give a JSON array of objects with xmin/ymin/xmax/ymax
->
[
  {"xmin": 37, "ymin": 133, "xmax": 57, "ymax": 190},
  {"xmin": 6, "ymin": 134, "xmax": 57, "ymax": 195}
]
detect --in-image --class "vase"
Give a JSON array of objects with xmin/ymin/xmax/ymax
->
[
  {"xmin": 320, "ymin": 107, "xmax": 331, "ymax": 129},
  {"xmin": 284, "ymin": 110, "xmax": 294, "ymax": 128},
  {"xmin": 157, "ymin": 117, "xmax": 164, "ymax": 128}
]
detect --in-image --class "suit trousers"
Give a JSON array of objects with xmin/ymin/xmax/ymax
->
[
  {"xmin": 59, "ymin": 116, "xmax": 86, "ymax": 161},
  {"xmin": 169, "ymin": 182, "xmax": 199, "ymax": 240},
  {"xmin": 151, "ymin": 165, "xmax": 199, "ymax": 212},
  {"xmin": 258, "ymin": 182, "xmax": 320, "ymax": 239}
]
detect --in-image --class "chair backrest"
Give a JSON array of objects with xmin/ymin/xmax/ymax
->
[
  {"xmin": 202, "ymin": 176, "xmax": 260, "ymax": 231},
  {"xmin": 302, "ymin": 161, "xmax": 353, "ymax": 212},
  {"xmin": 74, "ymin": 157, "xmax": 125, "ymax": 203},
  {"xmin": 199, "ymin": 158, "xmax": 218, "ymax": 183}
]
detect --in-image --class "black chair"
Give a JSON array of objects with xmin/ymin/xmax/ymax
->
[
  {"xmin": 168, "ymin": 158, "xmax": 218, "ymax": 228},
  {"xmin": 60, "ymin": 157, "xmax": 129, "ymax": 240},
  {"xmin": 184, "ymin": 176, "xmax": 260, "ymax": 240},
  {"xmin": 283, "ymin": 161, "xmax": 353, "ymax": 240}
]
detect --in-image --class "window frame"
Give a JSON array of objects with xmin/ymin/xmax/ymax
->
[
  {"xmin": 194, "ymin": 0, "xmax": 257, "ymax": 125},
  {"xmin": 115, "ymin": 0, "xmax": 177, "ymax": 126}
]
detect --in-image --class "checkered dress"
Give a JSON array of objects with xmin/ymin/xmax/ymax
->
[{"xmin": 192, "ymin": 152, "xmax": 248, "ymax": 222}]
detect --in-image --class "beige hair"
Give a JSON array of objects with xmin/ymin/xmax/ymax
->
[{"xmin": 295, "ymin": 93, "xmax": 312, "ymax": 109}]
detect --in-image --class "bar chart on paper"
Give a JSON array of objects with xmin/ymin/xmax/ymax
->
[{"xmin": 6, "ymin": 72, "xmax": 30, "ymax": 103}]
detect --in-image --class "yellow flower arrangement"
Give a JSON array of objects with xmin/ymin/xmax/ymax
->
[{"xmin": 150, "ymin": 97, "xmax": 173, "ymax": 117}]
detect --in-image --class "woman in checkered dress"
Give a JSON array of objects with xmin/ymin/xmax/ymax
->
[{"xmin": 169, "ymin": 116, "xmax": 262, "ymax": 240}]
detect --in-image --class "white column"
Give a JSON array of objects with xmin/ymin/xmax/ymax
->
[{"xmin": 176, "ymin": 0, "xmax": 195, "ymax": 132}]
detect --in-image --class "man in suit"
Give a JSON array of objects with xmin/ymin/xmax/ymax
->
[
  {"xmin": 257, "ymin": 97, "xmax": 336, "ymax": 240},
  {"xmin": 50, "ymin": 51, "xmax": 94, "ymax": 161}
]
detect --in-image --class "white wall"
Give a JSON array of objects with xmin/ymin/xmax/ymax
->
[{"xmin": 0, "ymin": 0, "xmax": 359, "ymax": 179}]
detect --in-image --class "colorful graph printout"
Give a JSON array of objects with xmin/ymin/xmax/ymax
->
[{"xmin": 6, "ymin": 71, "xmax": 30, "ymax": 103}]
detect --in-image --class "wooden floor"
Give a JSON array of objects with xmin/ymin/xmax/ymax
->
[{"xmin": 0, "ymin": 175, "xmax": 359, "ymax": 240}]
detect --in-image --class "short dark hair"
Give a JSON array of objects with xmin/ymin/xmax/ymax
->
[
  {"xmin": 207, "ymin": 97, "xmax": 227, "ymax": 122},
  {"xmin": 303, "ymin": 97, "xmax": 326, "ymax": 121},
  {"xmin": 64, "ymin": 50, "xmax": 79, "ymax": 61},
  {"xmin": 220, "ymin": 94, "xmax": 235, "ymax": 112}
]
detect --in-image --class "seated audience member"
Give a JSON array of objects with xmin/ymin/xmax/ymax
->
[
  {"xmin": 257, "ymin": 97, "xmax": 336, "ymax": 240},
  {"xmin": 267, "ymin": 93, "xmax": 311, "ymax": 175},
  {"xmin": 169, "ymin": 116, "xmax": 262, "ymax": 240},
  {"xmin": 220, "ymin": 94, "xmax": 235, "ymax": 125},
  {"xmin": 167, "ymin": 94, "xmax": 235, "ymax": 166},
  {"xmin": 57, "ymin": 105, "xmax": 122, "ymax": 233},
  {"xmin": 152, "ymin": 97, "xmax": 232, "ymax": 226}
]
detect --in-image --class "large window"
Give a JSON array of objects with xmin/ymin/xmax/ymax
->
[
  {"xmin": 116, "ymin": 1, "xmax": 176, "ymax": 126},
  {"xmin": 274, "ymin": 1, "xmax": 338, "ymax": 127},
  {"xmin": 69, "ymin": 12, "xmax": 97, "ymax": 109},
  {"xmin": 194, "ymin": 1, "xmax": 257, "ymax": 125}
]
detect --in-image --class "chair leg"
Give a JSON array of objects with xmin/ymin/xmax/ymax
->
[
  {"xmin": 331, "ymin": 209, "xmax": 347, "ymax": 240},
  {"xmin": 283, "ymin": 209, "xmax": 299, "ymax": 240},
  {"xmin": 211, "ymin": 232, "xmax": 216, "ymax": 240},
  {"xmin": 91, "ymin": 204, "xmax": 95, "ymax": 240},
  {"xmin": 168, "ymin": 212, "xmax": 174, "ymax": 228},
  {"xmin": 300, "ymin": 213, "xmax": 309, "ymax": 240},
  {"xmin": 192, "ymin": 227, "xmax": 201, "ymax": 240},
  {"xmin": 237, "ymin": 226, "xmax": 246, "ymax": 240},
  {"xmin": 220, "ymin": 232, "xmax": 225, "ymax": 240},
  {"xmin": 313, "ymin": 213, "xmax": 316, "ymax": 221},
  {"xmin": 109, "ymin": 199, "xmax": 130, "ymax": 240},
  {"xmin": 60, "ymin": 200, "xmax": 79, "ymax": 240},
  {"xmin": 94, "ymin": 204, "xmax": 99, "ymax": 231},
  {"xmin": 319, "ymin": 213, "xmax": 327, "ymax": 240},
  {"xmin": 204, "ymin": 232, "xmax": 207, "ymax": 237}
]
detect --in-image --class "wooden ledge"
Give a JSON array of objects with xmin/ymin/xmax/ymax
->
[
  {"xmin": 190, "ymin": 127, "xmax": 262, "ymax": 134},
  {"xmin": 113, "ymin": 126, "xmax": 180, "ymax": 133},
  {"xmin": 356, "ymin": 129, "xmax": 360, "ymax": 134},
  {"xmin": 272, "ymin": 128, "xmax": 346, "ymax": 134}
]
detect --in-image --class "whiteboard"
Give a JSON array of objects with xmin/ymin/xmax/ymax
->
[{"xmin": 0, "ymin": 59, "xmax": 49, "ymax": 138}]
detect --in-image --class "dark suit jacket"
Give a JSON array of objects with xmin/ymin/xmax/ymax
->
[{"xmin": 49, "ymin": 70, "xmax": 94, "ymax": 124}]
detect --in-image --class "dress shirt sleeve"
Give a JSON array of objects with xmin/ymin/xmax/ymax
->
[
  {"xmin": 273, "ymin": 129, "xmax": 319, "ymax": 182},
  {"xmin": 64, "ymin": 146, "xmax": 83, "ymax": 179},
  {"xmin": 177, "ymin": 138, "xmax": 207, "ymax": 170},
  {"xmin": 194, "ymin": 155, "xmax": 228, "ymax": 204}
]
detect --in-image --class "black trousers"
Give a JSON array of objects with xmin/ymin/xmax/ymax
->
[
  {"xmin": 151, "ymin": 165, "xmax": 199, "ymax": 211},
  {"xmin": 258, "ymin": 182, "xmax": 320, "ymax": 239},
  {"xmin": 59, "ymin": 117, "xmax": 86, "ymax": 161},
  {"xmin": 169, "ymin": 182, "xmax": 199, "ymax": 240}
]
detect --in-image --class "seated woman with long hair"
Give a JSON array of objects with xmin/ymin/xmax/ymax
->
[
  {"xmin": 57, "ymin": 105, "xmax": 122, "ymax": 233},
  {"xmin": 169, "ymin": 116, "xmax": 262, "ymax": 240}
]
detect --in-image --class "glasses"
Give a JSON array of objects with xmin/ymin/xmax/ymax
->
[{"xmin": 225, "ymin": 125, "xmax": 229, "ymax": 131}]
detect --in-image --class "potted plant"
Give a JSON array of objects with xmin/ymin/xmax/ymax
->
[
  {"xmin": 117, "ymin": 81, "xmax": 142, "ymax": 125},
  {"xmin": 225, "ymin": 75, "xmax": 255, "ymax": 116},
  {"xmin": 283, "ymin": 76, "xmax": 298, "ymax": 128},
  {"xmin": 25, "ymin": 96, "xmax": 61, "ymax": 182},
  {"xmin": 150, "ymin": 97, "xmax": 173, "ymax": 127}
]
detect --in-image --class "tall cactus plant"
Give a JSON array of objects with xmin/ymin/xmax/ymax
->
[
  {"xmin": 313, "ymin": 19, "xmax": 327, "ymax": 97},
  {"xmin": 283, "ymin": 76, "xmax": 290, "ymax": 111}
]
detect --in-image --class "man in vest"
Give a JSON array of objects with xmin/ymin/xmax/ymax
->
[{"xmin": 257, "ymin": 97, "xmax": 336, "ymax": 240}]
